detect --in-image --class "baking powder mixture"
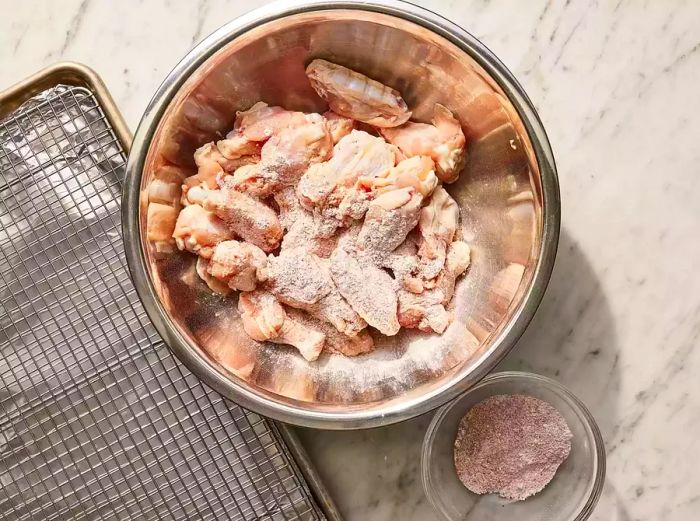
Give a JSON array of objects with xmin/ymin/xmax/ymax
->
[{"xmin": 453, "ymin": 394, "xmax": 572, "ymax": 501}]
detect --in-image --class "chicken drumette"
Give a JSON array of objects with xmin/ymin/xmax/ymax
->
[
  {"xmin": 187, "ymin": 184, "xmax": 282, "ymax": 252},
  {"xmin": 172, "ymin": 203, "xmax": 234, "ymax": 258},
  {"xmin": 263, "ymin": 248, "xmax": 367, "ymax": 337},
  {"xmin": 297, "ymin": 130, "xmax": 399, "ymax": 237},
  {"xmin": 238, "ymin": 290, "xmax": 325, "ymax": 362},
  {"xmin": 207, "ymin": 240, "xmax": 268, "ymax": 292}
]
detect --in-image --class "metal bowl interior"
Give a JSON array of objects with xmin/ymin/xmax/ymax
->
[{"xmin": 124, "ymin": 0, "xmax": 559, "ymax": 429}]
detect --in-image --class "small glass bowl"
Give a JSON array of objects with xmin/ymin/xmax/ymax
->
[{"xmin": 422, "ymin": 371, "xmax": 605, "ymax": 521}]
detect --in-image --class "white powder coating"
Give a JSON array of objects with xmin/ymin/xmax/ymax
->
[
  {"xmin": 193, "ymin": 186, "xmax": 283, "ymax": 252},
  {"xmin": 265, "ymin": 249, "xmax": 367, "ymax": 338},
  {"xmin": 357, "ymin": 190, "xmax": 423, "ymax": 265},
  {"xmin": 297, "ymin": 130, "xmax": 397, "ymax": 237},
  {"xmin": 329, "ymin": 247, "xmax": 400, "ymax": 336},
  {"xmin": 265, "ymin": 249, "xmax": 331, "ymax": 306}
]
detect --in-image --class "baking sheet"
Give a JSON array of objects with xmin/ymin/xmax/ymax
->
[{"xmin": 0, "ymin": 72, "xmax": 334, "ymax": 520}]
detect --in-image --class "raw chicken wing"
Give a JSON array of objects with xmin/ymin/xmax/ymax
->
[
  {"xmin": 238, "ymin": 290, "xmax": 325, "ymax": 361},
  {"xmin": 416, "ymin": 186, "xmax": 460, "ymax": 280},
  {"xmin": 356, "ymin": 187, "xmax": 423, "ymax": 264},
  {"xmin": 435, "ymin": 241, "xmax": 471, "ymax": 302},
  {"xmin": 329, "ymin": 247, "xmax": 400, "ymax": 336},
  {"xmin": 238, "ymin": 290, "xmax": 285, "ymax": 341},
  {"xmin": 275, "ymin": 188, "xmax": 337, "ymax": 257},
  {"xmin": 270, "ymin": 311, "xmax": 326, "ymax": 362},
  {"xmin": 196, "ymin": 257, "xmax": 232, "ymax": 296},
  {"xmin": 397, "ymin": 289, "xmax": 450, "ymax": 334},
  {"xmin": 187, "ymin": 185, "xmax": 282, "ymax": 252},
  {"xmin": 182, "ymin": 141, "xmax": 259, "ymax": 204},
  {"xmin": 323, "ymin": 110, "xmax": 355, "ymax": 143},
  {"xmin": 172, "ymin": 203, "xmax": 233, "ymax": 258},
  {"xmin": 231, "ymin": 101, "xmax": 308, "ymax": 142},
  {"xmin": 381, "ymin": 104, "xmax": 466, "ymax": 183},
  {"xmin": 397, "ymin": 240, "xmax": 471, "ymax": 333},
  {"xmin": 208, "ymin": 240, "xmax": 268, "ymax": 292},
  {"xmin": 148, "ymin": 165, "xmax": 186, "ymax": 207},
  {"xmin": 284, "ymin": 308, "xmax": 374, "ymax": 357},
  {"xmin": 264, "ymin": 249, "xmax": 332, "ymax": 307},
  {"xmin": 362, "ymin": 156, "xmax": 438, "ymax": 198},
  {"xmin": 297, "ymin": 130, "xmax": 398, "ymax": 236},
  {"xmin": 383, "ymin": 236, "xmax": 424, "ymax": 294},
  {"xmin": 306, "ymin": 59, "xmax": 411, "ymax": 127},
  {"xmin": 230, "ymin": 114, "xmax": 332, "ymax": 197},
  {"xmin": 195, "ymin": 141, "xmax": 259, "ymax": 172},
  {"xmin": 265, "ymin": 249, "xmax": 367, "ymax": 337},
  {"xmin": 147, "ymin": 202, "xmax": 179, "ymax": 253},
  {"xmin": 215, "ymin": 134, "xmax": 261, "ymax": 161}
]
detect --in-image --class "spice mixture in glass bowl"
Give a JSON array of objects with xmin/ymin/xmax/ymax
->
[{"xmin": 421, "ymin": 371, "xmax": 605, "ymax": 521}]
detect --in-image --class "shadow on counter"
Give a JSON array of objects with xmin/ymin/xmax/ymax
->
[
  {"xmin": 499, "ymin": 226, "xmax": 621, "ymax": 442},
  {"xmin": 500, "ymin": 226, "xmax": 631, "ymax": 520}
]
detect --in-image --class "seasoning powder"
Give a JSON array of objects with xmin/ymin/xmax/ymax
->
[{"xmin": 453, "ymin": 394, "xmax": 572, "ymax": 501}]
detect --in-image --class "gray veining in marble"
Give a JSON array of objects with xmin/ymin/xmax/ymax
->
[{"xmin": 2, "ymin": 1, "xmax": 699, "ymax": 520}]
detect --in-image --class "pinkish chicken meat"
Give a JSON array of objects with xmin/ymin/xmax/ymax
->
[
  {"xmin": 329, "ymin": 247, "xmax": 400, "ymax": 336},
  {"xmin": 416, "ymin": 186, "xmax": 461, "ymax": 281},
  {"xmin": 238, "ymin": 290, "xmax": 325, "ymax": 361},
  {"xmin": 397, "ymin": 240, "xmax": 471, "ymax": 333},
  {"xmin": 355, "ymin": 187, "xmax": 423, "ymax": 265},
  {"xmin": 172, "ymin": 203, "xmax": 234, "ymax": 258},
  {"xmin": 196, "ymin": 257, "xmax": 232, "ymax": 296},
  {"xmin": 208, "ymin": 240, "xmax": 268, "ymax": 292},
  {"xmin": 306, "ymin": 59, "xmax": 411, "ymax": 128},
  {"xmin": 380, "ymin": 104, "xmax": 466, "ymax": 183},
  {"xmin": 231, "ymin": 101, "xmax": 309, "ymax": 142},
  {"xmin": 147, "ymin": 202, "xmax": 179, "ymax": 254},
  {"xmin": 284, "ymin": 307, "xmax": 374, "ymax": 357},
  {"xmin": 165, "ymin": 59, "xmax": 474, "ymax": 359},
  {"xmin": 274, "ymin": 187, "xmax": 338, "ymax": 257},
  {"xmin": 263, "ymin": 248, "xmax": 367, "ymax": 337},
  {"xmin": 229, "ymin": 114, "xmax": 333, "ymax": 197},
  {"xmin": 323, "ymin": 110, "xmax": 355, "ymax": 143},
  {"xmin": 361, "ymin": 155, "xmax": 438, "ymax": 198},
  {"xmin": 187, "ymin": 184, "xmax": 282, "ymax": 252},
  {"xmin": 297, "ymin": 129, "xmax": 399, "ymax": 237}
]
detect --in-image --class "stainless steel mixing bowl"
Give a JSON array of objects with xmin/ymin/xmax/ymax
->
[{"xmin": 123, "ymin": 0, "xmax": 560, "ymax": 429}]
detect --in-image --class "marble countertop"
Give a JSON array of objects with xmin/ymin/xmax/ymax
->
[{"xmin": 3, "ymin": 1, "xmax": 699, "ymax": 520}]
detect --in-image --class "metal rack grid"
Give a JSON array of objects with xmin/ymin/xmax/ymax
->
[{"xmin": 0, "ymin": 84, "xmax": 326, "ymax": 520}]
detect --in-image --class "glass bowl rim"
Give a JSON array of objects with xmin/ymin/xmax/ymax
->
[{"xmin": 421, "ymin": 370, "xmax": 606, "ymax": 521}]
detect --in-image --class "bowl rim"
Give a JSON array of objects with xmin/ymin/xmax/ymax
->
[
  {"xmin": 122, "ymin": 0, "xmax": 561, "ymax": 429},
  {"xmin": 421, "ymin": 371, "xmax": 607, "ymax": 521}
]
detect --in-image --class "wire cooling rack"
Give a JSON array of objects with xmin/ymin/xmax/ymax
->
[{"xmin": 0, "ymin": 81, "xmax": 328, "ymax": 521}]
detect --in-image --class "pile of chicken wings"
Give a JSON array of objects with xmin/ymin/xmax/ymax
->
[{"xmin": 146, "ymin": 59, "xmax": 471, "ymax": 362}]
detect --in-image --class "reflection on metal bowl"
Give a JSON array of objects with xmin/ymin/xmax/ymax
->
[{"xmin": 123, "ymin": 0, "xmax": 560, "ymax": 429}]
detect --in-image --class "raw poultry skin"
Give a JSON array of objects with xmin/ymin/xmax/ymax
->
[
  {"xmin": 186, "ymin": 183, "xmax": 283, "ymax": 252},
  {"xmin": 228, "ymin": 113, "xmax": 333, "ymax": 198},
  {"xmin": 208, "ymin": 240, "xmax": 268, "ymax": 292},
  {"xmin": 238, "ymin": 290, "xmax": 325, "ymax": 361},
  {"xmin": 306, "ymin": 59, "xmax": 411, "ymax": 127},
  {"xmin": 380, "ymin": 103, "xmax": 467, "ymax": 183},
  {"xmin": 172, "ymin": 203, "xmax": 234, "ymax": 258},
  {"xmin": 264, "ymin": 248, "xmax": 367, "ymax": 337},
  {"xmin": 297, "ymin": 129, "xmax": 399, "ymax": 237},
  {"xmin": 397, "ymin": 240, "xmax": 471, "ymax": 334},
  {"xmin": 151, "ymin": 60, "xmax": 471, "ymax": 361}
]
